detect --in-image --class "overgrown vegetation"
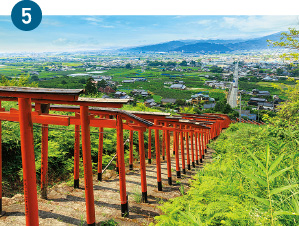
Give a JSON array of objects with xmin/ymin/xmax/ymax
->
[{"xmin": 155, "ymin": 81, "xmax": 299, "ymax": 225}]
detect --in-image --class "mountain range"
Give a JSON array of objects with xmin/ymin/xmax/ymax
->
[{"xmin": 123, "ymin": 33, "xmax": 281, "ymax": 53}]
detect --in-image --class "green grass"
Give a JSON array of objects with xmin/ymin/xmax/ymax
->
[{"xmin": 155, "ymin": 123, "xmax": 299, "ymax": 225}]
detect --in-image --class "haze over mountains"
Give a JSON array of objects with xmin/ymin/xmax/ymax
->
[{"xmin": 123, "ymin": 32, "xmax": 281, "ymax": 53}]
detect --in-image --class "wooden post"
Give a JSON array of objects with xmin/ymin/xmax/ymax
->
[
  {"xmin": 138, "ymin": 131, "xmax": 148, "ymax": 202},
  {"xmin": 40, "ymin": 103, "xmax": 49, "ymax": 199},
  {"xmin": 148, "ymin": 129, "xmax": 152, "ymax": 164},
  {"xmin": 116, "ymin": 115, "xmax": 129, "ymax": 217},
  {"xmin": 19, "ymin": 98, "xmax": 39, "ymax": 226},
  {"xmin": 180, "ymin": 128, "xmax": 186, "ymax": 174},
  {"xmin": 41, "ymin": 124, "xmax": 48, "ymax": 199},
  {"xmin": 154, "ymin": 120, "xmax": 162, "ymax": 191},
  {"xmin": 80, "ymin": 106, "xmax": 96, "ymax": 225},
  {"xmin": 74, "ymin": 124, "xmax": 80, "ymax": 188},
  {"xmin": 165, "ymin": 126, "xmax": 172, "ymax": 185},
  {"xmin": 199, "ymin": 132, "xmax": 203, "ymax": 163},
  {"xmin": 97, "ymin": 127, "xmax": 104, "ymax": 181},
  {"xmin": 186, "ymin": 132, "xmax": 190, "ymax": 170},
  {"xmin": 190, "ymin": 131, "xmax": 195, "ymax": 168},
  {"xmin": 205, "ymin": 131, "xmax": 208, "ymax": 154},
  {"xmin": 172, "ymin": 131, "xmax": 176, "ymax": 155},
  {"xmin": 129, "ymin": 130, "xmax": 133, "ymax": 170},
  {"xmin": 0, "ymin": 101, "xmax": 4, "ymax": 216},
  {"xmin": 174, "ymin": 127, "xmax": 181, "ymax": 178},
  {"xmin": 195, "ymin": 132, "xmax": 199, "ymax": 165},
  {"xmin": 162, "ymin": 129, "xmax": 165, "ymax": 160}
]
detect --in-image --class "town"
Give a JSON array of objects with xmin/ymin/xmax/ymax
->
[{"xmin": 0, "ymin": 51, "xmax": 297, "ymax": 122}]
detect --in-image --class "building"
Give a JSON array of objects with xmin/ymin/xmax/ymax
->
[
  {"xmin": 252, "ymin": 89, "xmax": 270, "ymax": 96},
  {"xmin": 98, "ymin": 86, "xmax": 115, "ymax": 94},
  {"xmin": 144, "ymin": 99, "xmax": 158, "ymax": 107},
  {"xmin": 161, "ymin": 99, "xmax": 177, "ymax": 105},
  {"xmin": 203, "ymin": 103, "xmax": 216, "ymax": 109},
  {"xmin": 248, "ymin": 97, "xmax": 267, "ymax": 106},
  {"xmin": 122, "ymin": 79, "xmax": 135, "ymax": 83},
  {"xmin": 169, "ymin": 84, "xmax": 186, "ymax": 90},
  {"xmin": 131, "ymin": 89, "xmax": 149, "ymax": 97}
]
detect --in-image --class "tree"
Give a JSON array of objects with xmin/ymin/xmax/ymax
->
[
  {"xmin": 291, "ymin": 67, "xmax": 299, "ymax": 77},
  {"xmin": 179, "ymin": 60, "xmax": 187, "ymax": 66},
  {"xmin": 268, "ymin": 28, "xmax": 299, "ymax": 124},
  {"xmin": 210, "ymin": 66, "xmax": 223, "ymax": 73},
  {"xmin": 125, "ymin": 63, "xmax": 132, "ymax": 69},
  {"xmin": 190, "ymin": 60, "xmax": 196, "ymax": 66},
  {"xmin": 175, "ymin": 99, "xmax": 186, "ymax": 106},
  {"xmin": 30, "ymin": 75, "xmax": 39, "ymax": 82},
  {"xmin": 84, "ymin": 77, "xmax": 97, "ymax": 95},
  {"xmin": 276, "ymin": 68, "xmax": 283, "ymax": 76},
  {"xmin": 268, "ymin": 28, "xmax": 299, "ymax": 61},
  {"xmin": 214, "ymin": 99, "xmax": 234, "ymax": 114},
  {"xmin": 97, "ymin": 79, "xmax": 107, "ymax": 89}
]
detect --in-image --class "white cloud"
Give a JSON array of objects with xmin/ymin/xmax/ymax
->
[
  {"xmin": 195, "ymin": 19, "xmax": 213, "ymax": 25},
  {"xmin": 52, "ymin": 38, "xmax": 72, "ymax": 45},
  {"xmin": 220, "ymin": 16, "xmax": 299, "ymax": 33},
  {"xmin": 83, "ymin": 16, "xmax": 114, "ymax": 28},
  {"xmin": 84, "ymin": 17, "xmax": 103, "ymax": 23}
]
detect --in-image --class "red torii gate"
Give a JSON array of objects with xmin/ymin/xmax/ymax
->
[
  {"xmin": 0, "ymin": 86, "xmax": 232, "ymax": 225},
  {"xmin": 0, "ymin": 88, "xmax": 144, "ymax": 225},
  {"xmin": 44, "ymin": 104, "xmax": 153, "ymax": 205},
  {"xmin": 0, "ymin": 87, "xmax": 83, "ymax": 225},
  {"xmin": 123, "ymin": 111, "xmax": 211, "ymax": 188}
]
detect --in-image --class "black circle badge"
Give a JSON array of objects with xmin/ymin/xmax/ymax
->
[{"xmin": 11, "ymin": 0, "xmax": 42, "ymax": 31}]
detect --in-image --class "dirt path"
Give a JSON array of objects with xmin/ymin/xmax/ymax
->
[{"xmin": 1, "ymin": 148, "xmax": 215, "ymax": 225}]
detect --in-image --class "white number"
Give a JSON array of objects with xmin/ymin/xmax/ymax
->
[{"xmin": 22, "ymin": 8, "xmax": 31, "ymax": 24}]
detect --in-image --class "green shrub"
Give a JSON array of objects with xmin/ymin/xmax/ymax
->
[{"xmin": 155, "ymin": 123, "xmax": 299, "ymax": 225}]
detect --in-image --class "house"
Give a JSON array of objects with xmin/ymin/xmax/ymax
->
[
  {"xmin": 115, "ymin": 91, "xmax": 127, "ymax": 98},
  {"xmin": 98, "ymin": 86, "xmax": 115, "ymax": 94},
  {"xmin": 259, "ymin": 102, "xmax": 274, "ymax": 110},
  {"xmin": 164, "ymin": 81, "xmax": 173, "ymax": 85},
  {"xmin": 135, "ymin": 78, "xmax": 147, "ymax": 82},
  {"xmin": 131, "ymin": 89, "xmax": 149, "ymax": 97},
  {"xmin": 252, "ymin": 89, "xmax": 270, "ymax": 96},
  {"xmin": 248, "ymin": 97, "xmax": 267, "ymax": 106},
  {"xmin": 161, "ymin": 99, "xmax": 177, "ymax": 105},
  {"xmin": 203, "ymin": 103, "xmax": 216, "ymax": 109},
  {"xmin": 122, "ymin": 79, "xmax": 135, "ymax": 83},
  {"xmin": 169, "ymin": 84, "xmax": 186, "ymax": 90},
  {"xmin": 273, "ymin": 97, "xmax": 284, "ymax": 106},
  {"xmin": 144, "ymin": 99, "xmax": 158, "ymax": 107}
]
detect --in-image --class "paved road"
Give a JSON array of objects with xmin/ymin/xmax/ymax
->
[{"xmin": 228, "ymin": 62, "xmax": 239, "ymax": 108}]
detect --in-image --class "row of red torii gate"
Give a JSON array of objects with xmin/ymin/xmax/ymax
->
[{"xmin": 0, "ymin": 87, "xmax": 231, "ymax": 226}]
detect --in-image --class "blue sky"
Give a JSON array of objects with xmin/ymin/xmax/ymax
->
[{"xmin": 0, "ymin": 15, "xmax": 298, "ymax": 53}]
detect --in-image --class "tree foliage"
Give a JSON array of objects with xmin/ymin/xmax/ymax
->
[
  {"xmin": 0, "ymin": 75, "xmax": 37, "ymax": 87},
  {"xmin": 84, "ymin": 76, "xmax": 98, "ymax": 94},
  {"xmin": 268, "ymin": 28, "xmax": 299, "ymax": 61}
]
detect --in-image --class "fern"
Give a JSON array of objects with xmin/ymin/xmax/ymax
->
[{"xmin": 241, "ymin": 145, "xmax": 298, "ymax": 225}]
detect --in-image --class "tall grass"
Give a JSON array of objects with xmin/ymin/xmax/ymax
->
[{"xmin": 155, "ymin": 123, "xmax": 299, "ymax": 225}]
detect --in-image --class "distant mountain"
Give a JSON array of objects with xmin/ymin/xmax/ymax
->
[
  {"xmin": 128, "ymin": 41, "xmax": 186, "ymax": 52},
  {"xmin": 225, "ymin": 33, "xmax": 281, "ymax": 51},
  {"xmin": 123, "ymin": 32, "xmax": 282, "ymax": 53},
  {"xmin": 173, "ymin": 42, "xmax": 231, "ymax": 53}
]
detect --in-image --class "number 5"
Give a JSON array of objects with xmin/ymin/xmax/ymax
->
[{"xmin": 22, "ymin": 8, "xmax": 31, "ymax": 24}]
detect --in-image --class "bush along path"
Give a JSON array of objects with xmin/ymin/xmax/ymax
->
[
  {"xmin": 155, "ymin": 123, "xmax": 299, "ymax": 226},
  {"xmin": 0, "ymin": 140, "xmax": 215, "ymax": 226}
]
